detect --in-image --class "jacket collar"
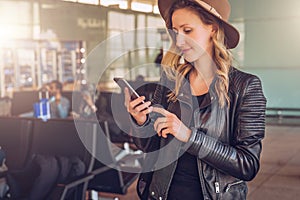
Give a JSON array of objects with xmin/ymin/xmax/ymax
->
[{"xmin": 176, "ymin": 72, "xmax": 218, "ymax": 109}]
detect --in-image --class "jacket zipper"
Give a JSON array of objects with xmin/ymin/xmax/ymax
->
[
  {"xmin": 214, "ymin": 169, "xmax": 220, "ymax": 200},
  {"xmin": 215, "ymin": 182, "xmax": 220, "ymax": 193},
  {"xmin": 225, "ymin": 180, "xmax": 244, "ymax": 192}
]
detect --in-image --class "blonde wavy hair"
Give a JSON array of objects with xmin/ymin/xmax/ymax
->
[{"xmin": 161, "ymin": 0, "xmax": 233, "ymax": 107}]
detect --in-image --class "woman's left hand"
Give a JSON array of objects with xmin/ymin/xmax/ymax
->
[{"xmin": 152, "ymin": 107, "xmax": 191, "ymax": 143}]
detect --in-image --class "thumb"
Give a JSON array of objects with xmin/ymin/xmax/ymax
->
[{"xmin": 124, "ymin": 87, "xmax": 130, "ymax": 107}]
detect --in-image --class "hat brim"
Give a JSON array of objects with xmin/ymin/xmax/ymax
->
[{"xmin": 158, "ymin": 0, "xmax": 240, "ymax": 49}]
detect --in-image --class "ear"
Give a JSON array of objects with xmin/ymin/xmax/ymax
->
[{"xmin": 210, "ymin": 24, "xmax": 218, "ymax": 36}]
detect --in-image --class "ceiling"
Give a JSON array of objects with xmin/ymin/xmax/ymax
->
[
  {"xmin": 129, "ymin": 0, "xmax": 158, "ymax": 6},
  {"xmin": 134, "ymin": 0, "xmax": 157, "ymax": 3}
]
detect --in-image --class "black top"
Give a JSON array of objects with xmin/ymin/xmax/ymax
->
[{"xmin": 167, "ymin": 94, "xmax": 206, "ymax": 200}]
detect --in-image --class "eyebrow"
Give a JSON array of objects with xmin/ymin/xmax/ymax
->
[{"xmin": 172, "ymin": 24, "xmax": 191, "ymax": 29}]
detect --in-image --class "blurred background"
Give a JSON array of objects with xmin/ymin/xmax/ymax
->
[
  {"xmin": 0, "ymin": 0, "xmax": 299, "ymax": 110},
  {"xmin": 0, "ymin": 0, "xmax": 299, "ymax": 199}
]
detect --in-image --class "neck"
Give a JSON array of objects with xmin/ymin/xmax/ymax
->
[
  {"xmin": 56, "ymin": 92, "xmax": 61, "ymax": 99},
  {"xmin": 192, "ymin": 56, "xmax": 216, "ymax": 82},
  {"xmin": 188, "ymin": 53, "xmax": 216, "ymax": 96}
]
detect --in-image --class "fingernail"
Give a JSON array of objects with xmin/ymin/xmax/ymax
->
[{"xmin": 149, "ymin": 106, "xmax": 153, "ymax": 112}]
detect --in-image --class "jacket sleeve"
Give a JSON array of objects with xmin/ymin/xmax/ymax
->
[
  {"xmin": 186, "ymin": 75, "xmax": 267, "ymax": 181},
  {"xmin": 131, "ymin": 72, "xmax": 170, "ymax": 153}
]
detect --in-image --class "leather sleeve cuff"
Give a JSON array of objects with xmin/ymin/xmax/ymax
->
[
  {"xmin": 129, "ymin": 115, "xmax": 152, "ymax": 138},
  {"xmin": 184, "ymin": 127, "xmax": 205, "ymax": 155}
]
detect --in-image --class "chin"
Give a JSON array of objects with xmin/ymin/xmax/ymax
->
[{"xmin": 183, "ymin": 55, "xmax": 197, "ymax": 63}]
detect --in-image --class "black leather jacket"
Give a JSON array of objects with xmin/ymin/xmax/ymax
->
[{"xmin": 131, "ymin": 67, "xmax": 266, "ymax": 200}]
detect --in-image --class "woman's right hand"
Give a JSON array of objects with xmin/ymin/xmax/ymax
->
[{"xmin": 124, "ymin": 87, "xmax": 152, "ymax": 125}]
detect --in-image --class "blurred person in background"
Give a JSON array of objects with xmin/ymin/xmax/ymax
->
[
  {"xmin": 49, "ymin": 80, "xmax": 70, "ymax": 118},
  {"xmin": 71, "ymin": 83, "xmax": 97, "ymax": 119}
]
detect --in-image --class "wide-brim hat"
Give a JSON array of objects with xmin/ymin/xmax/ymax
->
[{"xmin": 158, "ymin": 0, "xmax": 240, "ymax": 49}]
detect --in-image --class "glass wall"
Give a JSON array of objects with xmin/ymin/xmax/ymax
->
[
  {"xmin": 62, "ymin": 0, "xmax": 159, "ymax": 13},
  {"xmin": 0, "ymin": 0, "xmax": 165, "ymax": 96},
  {"xmin": 99, "ymin": 10, "xmax": 166, "ymax": 88},
  {"xmin": 0, "ymin": 1, "xmax": 32, "ymax": 40}
]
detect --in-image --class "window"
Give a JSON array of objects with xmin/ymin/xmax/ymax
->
[
  {"xmin": 78, "ymin": 0, "xmax": 99, "ymax": 5},
  {"xmin": 100, "ymin": 0, "xmax": 128, "ymax": 9},
  {"xmin": 0, "ymin": 1, "xmax": 32, "ymax": 39},
  {"xmin": 131, "ymin": 2, "xmax": 152, "ymax": 13},
  {"xmin": 230, "ymin": 21, "xmax": 245, "ymax": 66},
  {"xmin": 62, "ymin": 0, "xmax": 99, "ymax": 5}
]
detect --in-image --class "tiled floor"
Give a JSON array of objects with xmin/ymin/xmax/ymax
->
[
  {"xmin": 97, "ymin": 124, "xmax": 300, "ymax": 200},
  {"xmin": 247, "ymin": 125, "xmax": 300, "ymax": 200}
]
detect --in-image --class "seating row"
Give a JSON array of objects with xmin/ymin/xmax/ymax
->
[{"xmin": 0, "ymin": 117, "xmax": 140, "ymax": 200}]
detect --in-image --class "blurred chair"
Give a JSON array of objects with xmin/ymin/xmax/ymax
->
[
  {"xmin": 0, "ymin": 97, "xmax": 12, "ymax": 116},
  {"xmin": 0, "ymin": 117, "xmax": 114, "ymax": 200},
  {"xmin": 87, "ymin": 120, "xmax": 142, "ymax": 200},
  {"xmin": 11, "ymin": 91, "xmax": 39, "ymax": 116},
  {"xmin": 96, "ymin": 92, "xmax": 133, "ymax": 144},
  {"xmin": 28, "ymin": 118, "xmax": 97, "ymax": 200},
  {"xmin": 0, "ymin": 116, "xmax": 33, "ymax": 170}
]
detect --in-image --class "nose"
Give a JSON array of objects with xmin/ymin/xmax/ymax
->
[{"xmin": 176, "ymin": 33, "xmax": 185, "ymax": 48}]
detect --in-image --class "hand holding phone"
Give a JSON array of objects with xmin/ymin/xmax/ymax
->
[{"xmin": 114, "ymin": 77, "xmax": 151, "ymax": 125}]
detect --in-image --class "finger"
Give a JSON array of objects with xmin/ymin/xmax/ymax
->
[
  {"xmin": 155, "ymin": 119, "xmax": 171, "ymax": 134},
  {"xmin": 154, "ymin": 117, "xmax": 166, "ymax": 131},
  {"xmin": 156, "ymin": 127, "xmax": 168, "ymax": 137},
  {"xmin": 152, "ymin": 106, "xmax": 172, "ymax": 117},
  {"xmin": 156, "ymin": 122, "xmax": 168, "ymax": 134},
  {"xmin": 161, "ymin": 128, "xmax": 171, "ymax": 138},
  {"xmin": 141, "ymin": 106, "xmax": 153, "ymax": 115},
  {"xmin": 135, "ymin": 101, "xmax": 152, "ymax": 112},
  {"xmin": 157, "ymin": 130, "xmax": 161, "ymax": 137},
  {"xmin": 124, "ymin": 87, "xmax": 131, "ymax": 107},
  {"xmin": 130, "ymin": 96, "xmax": 146, "ymax": 109}
]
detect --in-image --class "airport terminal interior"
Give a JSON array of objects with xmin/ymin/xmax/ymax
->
[{"xmin": 0, "ymin": 0, "xmax": 299, "ymax": 199}]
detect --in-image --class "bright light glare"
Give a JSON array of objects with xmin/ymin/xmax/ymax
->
[
  {"xmin": 0, "ymin": 1, "xmax": 31, "ymax": 40},
  {"xmin": 153, "ymin": 5, "xmax": 159, "ymax": 14},
  {"xmin": 131, "ymin": 2, "xmax": 152, "ymax": 13},
  {"xmin": 80, "ymin": 48, "xmax": 86, "ymax": 53},
  {"xmin": 0, "ymin": 26, "xmax": 23, "ymax": 40},
  {"xmin": 100, "ymin": 0, "xmax": 128, "ymax": 9},
  {"xmin": 78, "ymin": 0, "xmax": 98, "ymax": 5}
]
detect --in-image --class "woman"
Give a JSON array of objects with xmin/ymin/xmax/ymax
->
[{"xmin": 124, "ymin": 0, "xmax": 266, "ymax": 199}]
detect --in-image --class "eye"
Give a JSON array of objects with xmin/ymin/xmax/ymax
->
[{"xmin": 183, "ymin": 28, "xmax": 192, "ymax": 34}]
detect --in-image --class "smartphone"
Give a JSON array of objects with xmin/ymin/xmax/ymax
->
[{"xmin": 113, "ymin": 77, "xmax": 141, "ymax": 100}]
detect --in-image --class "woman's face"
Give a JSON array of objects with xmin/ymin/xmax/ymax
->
[{"xmin": 171, "ymin": 8, "xmax": 214, "ymax": 63}]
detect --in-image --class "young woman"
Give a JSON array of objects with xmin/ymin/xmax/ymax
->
[{"xmin": 124, "ymin": 0, "xmax": 266, "ymax": 199}]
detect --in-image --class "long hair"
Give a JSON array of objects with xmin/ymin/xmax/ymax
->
[{"xmin": 161, "ymin": 0, "xmax": 233, "ymax": 107}]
